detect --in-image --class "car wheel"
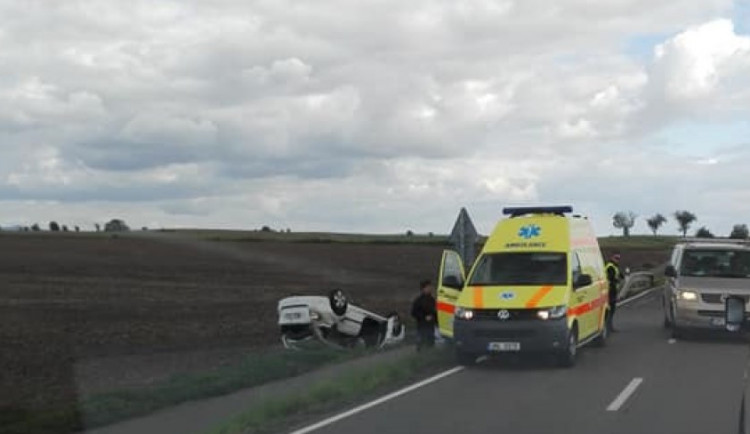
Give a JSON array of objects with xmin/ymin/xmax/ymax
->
[
  {"xmin": 594, "ymin": 313, "xmax": 609, "ymax": 348},
  {"xmin": 328, "ymin": 289, "xmax": 348, "ymax": 316},
  {"xmin": 557, "ymin": 324, "xmax": 578, "ymax": 368},
  {"xmin": 386, "ymin": 312, "xmax": 403, "ymax": 336},
  {"xmin": 456, "ymin": 350, "xmax": 477, "ymax": 366}
]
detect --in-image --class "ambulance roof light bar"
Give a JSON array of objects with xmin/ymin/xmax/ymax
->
[{"xmin": 502, "ymin": 206, "xmax": 574, "ymax": 217}]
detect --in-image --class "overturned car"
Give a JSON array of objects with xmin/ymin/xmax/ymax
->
[{"xmin": 278, "ymin": 289, "xmax": 405, "ymax": 349}]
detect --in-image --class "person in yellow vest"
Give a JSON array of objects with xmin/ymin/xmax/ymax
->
[{"xmin": 605, "ymin": 254, "xmax": 623, "ymax": 332}]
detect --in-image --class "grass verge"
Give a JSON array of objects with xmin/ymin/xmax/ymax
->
[
  {"xmin": 3, "ymin": 347, "xmax": 369, "ymax": 434},
  {"xmin": 598, "ymin": 235, "xmax": 679, "ymax": 250},
  {"xmin": 208, "ymin": 348, "xmax": 452, "ymax": 434},
  {"xmin": 159, "ymin": 229, "xmax": 453, "ymax": 245}
]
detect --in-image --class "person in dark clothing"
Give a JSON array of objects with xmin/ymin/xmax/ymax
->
[
  {"xmin": 605, "ymin": 254, "xmax": 623, "ymax": 332},
  {"xmin": 411, "ymin": 279, "xmax": 437, "ymax": 351}
]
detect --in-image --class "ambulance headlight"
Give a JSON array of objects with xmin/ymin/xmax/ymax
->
[
  {"xmin": 537, "ymin": 305, "xmax": 567, "ymax": 320},
  {"xmin": 310, "ymin": 311, "xmax": 321, "ymax": 320},
  {"xmin": 455, "ymin": 308, "xmax": 474, "ymax": 320}
]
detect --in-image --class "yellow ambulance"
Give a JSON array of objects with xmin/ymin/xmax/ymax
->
[{"xmin": 437, "ymin": 206, "xmax": 609, "ymax": 367}]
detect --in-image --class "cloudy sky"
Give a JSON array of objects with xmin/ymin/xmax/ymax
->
[{"xmin": 1, "ymin": 0, "xmax": 750, "ymax": 236}]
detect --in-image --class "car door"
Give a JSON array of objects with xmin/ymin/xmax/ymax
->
[
  {"xmin": 437, "ymin": 250, "xmax": 466, "ymax": 338},
  {"xmin": 571, "ymin": 252, "xmax": 596, "ymax": 338}
]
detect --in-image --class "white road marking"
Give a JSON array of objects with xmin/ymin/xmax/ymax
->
[
  {"xmin": 607, "ymin": 377, "xmax": 644, "ymax": 412},
  {"xmin": 619, "ymin": 287, "xmax": 656, "ymax": 307},
  {"xmin": 668, "ymin": 338, "xmax": 676, "ymax": 344},
  {"xmin": 288, "ymin": 366, "xmax": 465, "ymax": 434}
]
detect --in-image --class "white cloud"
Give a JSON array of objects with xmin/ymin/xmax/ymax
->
[
  {"xmin": 121, "ymin": 114, "xmax": 218, "ymax": 148},
  {"xmin": 3, "ymin": 0, "xmax": 750, "ymax": 235},
  {"xmin": 653, "ymin": 19, "xmax": 750, "ymax": 102}
]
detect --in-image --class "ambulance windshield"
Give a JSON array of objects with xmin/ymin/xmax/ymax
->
[{"xmin": 469, "ymin": 252, "xmax": 567, "ymax": 286}]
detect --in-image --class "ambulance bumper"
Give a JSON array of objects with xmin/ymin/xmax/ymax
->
[{"xmin": 453, "ymin": 317, "xmax": 569, "ymax": 354}]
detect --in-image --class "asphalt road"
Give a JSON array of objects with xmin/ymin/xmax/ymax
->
[{"xmin": 292, "ymin": 291, "xmax": 750, "ymax": 434}]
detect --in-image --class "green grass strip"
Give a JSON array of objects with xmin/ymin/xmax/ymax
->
[
  {"xmin": 598, "ymin": 235, "xmax": 679, "ymax": 250},
  {"xmin": 209, "ymin": 348, "xmax": 451, "ymax": 434},
  {"xmin": 3, "ymin": 348, "xmax": 366, "ymax": 434}
]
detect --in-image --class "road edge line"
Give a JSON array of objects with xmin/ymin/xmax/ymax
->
[
  {"xmin": 607, "ymin": 377, "xmax": 644, "ymax": 411},
  {"xmin": 288, "ymin": 366, "xmax": 465, "ymax": 434},
  {"xmin": 620, "ymin": 286, "xmax": 657, "ymax": 307}
]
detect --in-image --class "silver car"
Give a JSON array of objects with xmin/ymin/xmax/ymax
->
[
  {"xmin": 663, "ymin": 241, "xmax": 750, "ymax": 338},
  {"xmin": 277, "ymin": 289, "xmax": 405, "ymax": 350}
]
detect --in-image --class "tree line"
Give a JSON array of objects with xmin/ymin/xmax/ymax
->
[
  {"xmin": 5, "ymin": 219, "xmax": 132, "ymax": 233},
  {"xmin": 612, "ymin": 210, "xmax": 749, "ymax": 239}
]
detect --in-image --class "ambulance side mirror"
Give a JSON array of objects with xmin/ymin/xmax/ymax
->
[{"xmin": 574, "ymin": 274, "xmax": 593, "ymax": 289}]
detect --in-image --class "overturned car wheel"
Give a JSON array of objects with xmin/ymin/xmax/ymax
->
[
  {"xmin": 280, "ymin": 324, "xmax": 315, "ymax": 350},
  {"xmin": 329, "ymin": 289, "xmax": 348, "ymax": 316},
  {"xmin": 387, "ymin": 312, "xmax": 403, "ymax": 336}
]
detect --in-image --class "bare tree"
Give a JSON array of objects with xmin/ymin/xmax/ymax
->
[
  {"xmin": 646, "ymin": 214, "xmax": 667, "ymax": 236},
  {"xmin": 674, "ymin": 210, "xmax": 697, "ymax": 237},
  {"xmin": 612, "ymin": 211, "xmax": 637, "ymax": 237}
]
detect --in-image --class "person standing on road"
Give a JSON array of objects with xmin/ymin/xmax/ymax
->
[
  {"xmin": 411, "ymin": 279, "xmax": 437, "ymax": 351},
  {"xmin": 606, "ymin": 254, "xmax": 623, "ymax": 332}
]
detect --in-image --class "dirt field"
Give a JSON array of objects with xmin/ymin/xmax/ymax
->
[
  {"xmin": 0, "ymin": 232, "xmax": 670, "ymax": 425},
  {"xmin": 0, "ymin": 233, "xmax": 445, "ymax": 417}
]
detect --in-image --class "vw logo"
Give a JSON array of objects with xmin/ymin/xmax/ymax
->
[{"xmin": 497, "ymin": 310, "xmax": 511, "ymax": 320}]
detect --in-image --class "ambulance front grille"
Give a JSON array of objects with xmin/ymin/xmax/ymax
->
[{"xmin": 472, "ymin": 309, "xmax": 541, "ymax": 321}]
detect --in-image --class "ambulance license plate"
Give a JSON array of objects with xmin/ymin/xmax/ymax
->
[
  {"xmin": 488, "ymin": 342, "xmax": 521, "ymax": 352},
  {"xmin": 711, "ymin": 317, "xmax": 726, "ymax": 327}
]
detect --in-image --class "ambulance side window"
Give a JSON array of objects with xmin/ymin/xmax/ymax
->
[
  {"xmin": 442, "ymin": 252, "xmax": 465, "ymax": 290},
  {"xmin": 571, "ymin": 252, "xmax": 582, "ymax": 283}
]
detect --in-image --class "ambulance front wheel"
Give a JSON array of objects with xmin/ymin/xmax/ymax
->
[
  {"xmin": 593, "ymin": 312, "xmax": 609, "ymax": 347},
  {"xmin": 556, "ymin": 324, "xmax": 578, "ymax": 368}
]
